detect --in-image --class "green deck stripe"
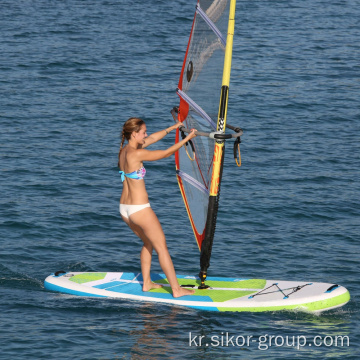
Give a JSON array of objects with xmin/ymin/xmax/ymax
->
[
  {"xmin": 217, "ymin": 290, "xmax": 351, "ymax": 312},
  {"xmin": 149, "ymin": 286, "xmax": 255, "ymax": 302},
  {"xmin": 154, "ymin": 278, "xmax": 266, "ymax": 289},
  {"xmin": 197, "ymin": 289, "xmax": 255, "ymax": 302},
  {"xmin": 69, "ymin": 272, "xmax": 107, "ymax": 284}
]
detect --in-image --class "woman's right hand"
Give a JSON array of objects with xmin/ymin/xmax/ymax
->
[{"xmin": 186, "ymin": 128, "xmax": 197, "ymax": 140}]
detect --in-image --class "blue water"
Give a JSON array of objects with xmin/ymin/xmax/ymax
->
[{"xmin": 1, "ymin": 0, "xmax": 359, "ymax": 358}]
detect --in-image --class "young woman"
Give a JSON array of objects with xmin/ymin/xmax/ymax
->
[{"xmin": 118, "ymin": 117, "xmax": 196, "ymax": 298}]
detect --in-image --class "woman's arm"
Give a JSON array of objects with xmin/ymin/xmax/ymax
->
[
  {"xmin": 142, "ymin": 122, "xmax": 183, "ymax": 148},
  {"xmin": 136, "ymin": 129, "xmax": 197, "ymax": 161}
]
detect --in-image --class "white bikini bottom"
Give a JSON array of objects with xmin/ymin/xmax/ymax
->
[{"xmin": 119, "ymin": 203, "xmax": 151, "ymax": 219}]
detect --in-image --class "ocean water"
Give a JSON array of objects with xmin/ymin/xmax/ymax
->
[{"xmin": 1, "ymin": 0, "xmax": 359, "ymax": 359}]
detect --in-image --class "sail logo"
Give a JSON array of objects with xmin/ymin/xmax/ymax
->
[{"xmin": 210, "ymin": 144, "xmax": 223, "ymax": 196}]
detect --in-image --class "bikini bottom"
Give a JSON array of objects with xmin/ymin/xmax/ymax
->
[{"xmin": 119, "ymin": 203, "xmax": 151, "ymax": 219}]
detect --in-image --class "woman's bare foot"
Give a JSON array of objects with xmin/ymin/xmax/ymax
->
[
  {"xmin": 142, "ymin": 282, "xmax": 163, "ymax": 292},
  {"xmin": 172, "ymin": 287, "xmax": 195, "ymax": 298}
]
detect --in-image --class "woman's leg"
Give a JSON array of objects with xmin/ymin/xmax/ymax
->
[
  {"xmin": 129, "ymin": 208, "xmax": 195, "ymax": 298},
  {"xmin": 121, "ymin": 214, "xmax": 162, "ymax": 291}
]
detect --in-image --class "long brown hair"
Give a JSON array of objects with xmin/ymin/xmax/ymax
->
[{"xmin": 118, "ymin": 117, "xmax": 145, "ymax": 168}]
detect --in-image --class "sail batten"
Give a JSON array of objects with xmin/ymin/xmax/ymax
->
[
  {"xmin": 176, "ymin": 170, "xmax": 209, "ymax": 195},
  {"xmin": 177, "ymin": 89, "xmax": 217, "ymax": 130},
  {"xmin": 196, "ymin": 5, "xmax": 227, "ymax": 46}
]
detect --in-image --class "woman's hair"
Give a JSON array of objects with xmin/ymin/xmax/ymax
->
[{"xmin": 118, "ymin": 117, "xmax": 145, "ymax": 167}]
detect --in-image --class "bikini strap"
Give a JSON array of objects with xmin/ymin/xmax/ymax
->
[{"xmin": 119, "ymin": 171, "xmax": 125, "ymax": 182}]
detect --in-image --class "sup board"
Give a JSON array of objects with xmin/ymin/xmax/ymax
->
[{"xmin": 44, "ymin": 271, "xmax": 350, "ymax": 313}]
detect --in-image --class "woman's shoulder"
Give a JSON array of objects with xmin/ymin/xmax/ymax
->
[
  {"xmin": 124, "ymin": 147, "xmax": 145, "ymax": 166},
  {"xmin": 127, "ymin": 145, "xmax": 148, "ymax": 157}
]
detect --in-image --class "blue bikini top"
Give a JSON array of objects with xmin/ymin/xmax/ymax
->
[{"xmin": 119, "ymin": 166, "xmax": 146, "ymax": 182}]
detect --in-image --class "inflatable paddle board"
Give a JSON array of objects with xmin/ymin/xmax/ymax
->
[{"xmin": 44, "ymin": 271, "xmax": 350, "ymax": 313}]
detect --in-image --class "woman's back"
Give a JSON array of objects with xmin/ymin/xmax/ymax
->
[{"xmin": 119, "ymin": 145, "xmax": 149, "ymax": 205}]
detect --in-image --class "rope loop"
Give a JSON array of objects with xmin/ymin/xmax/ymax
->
[{"xmin": 234, "ymin": 137, "xmax": 241, "ymax": 167}]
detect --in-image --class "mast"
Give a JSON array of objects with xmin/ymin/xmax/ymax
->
[{"xmin": 199, "ymin": 0, "xmax": 236, "ymax": 289}]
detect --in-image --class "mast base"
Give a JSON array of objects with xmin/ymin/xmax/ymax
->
[
  {"xmin": 198, "ymin": 284, "xmax": 210, "ymax": 290},
  {"xmin": 198, "ymin": 271, "xmax": 210, "ymax": 290}
]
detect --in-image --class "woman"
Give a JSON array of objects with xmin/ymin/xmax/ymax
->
[{"xmin": 118, "ymin": 117, "xmax": 196, "ymax": 298}]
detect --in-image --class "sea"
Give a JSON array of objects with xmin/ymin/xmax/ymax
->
[{"xmin": 1, "ymin": 0, "xmax": 359, "ymax": 359}]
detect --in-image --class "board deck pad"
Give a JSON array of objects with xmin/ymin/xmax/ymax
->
[{"xmin": 44, "ymin": 272, "xmax": 350, "ymax": 313}]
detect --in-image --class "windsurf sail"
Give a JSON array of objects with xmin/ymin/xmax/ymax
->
[{"xmin": 172, "ymin": 0, "xmax": 242, "ymax": 288}]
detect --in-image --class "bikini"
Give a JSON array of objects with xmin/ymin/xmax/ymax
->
[
  {"xmin": 119, "ymin": 166, "xmax": 146, "ymax": 182},
  {"xmin": 119, "ymin": 166, "xmax": 150, "ymax": 219}
]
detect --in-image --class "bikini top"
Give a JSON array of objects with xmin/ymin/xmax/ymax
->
[{"xmin": 119, "ymin": 166, "xmax": 146, "ymax": 182}]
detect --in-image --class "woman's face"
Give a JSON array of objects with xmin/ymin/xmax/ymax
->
[{"xmin": 133, "ymin": 124, "xmax": 147, "ymax": 144}]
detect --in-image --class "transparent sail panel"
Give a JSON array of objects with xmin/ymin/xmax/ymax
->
[{"xmin": 180, "ymin": 0, "xmax": 228, "ymax": 120}]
